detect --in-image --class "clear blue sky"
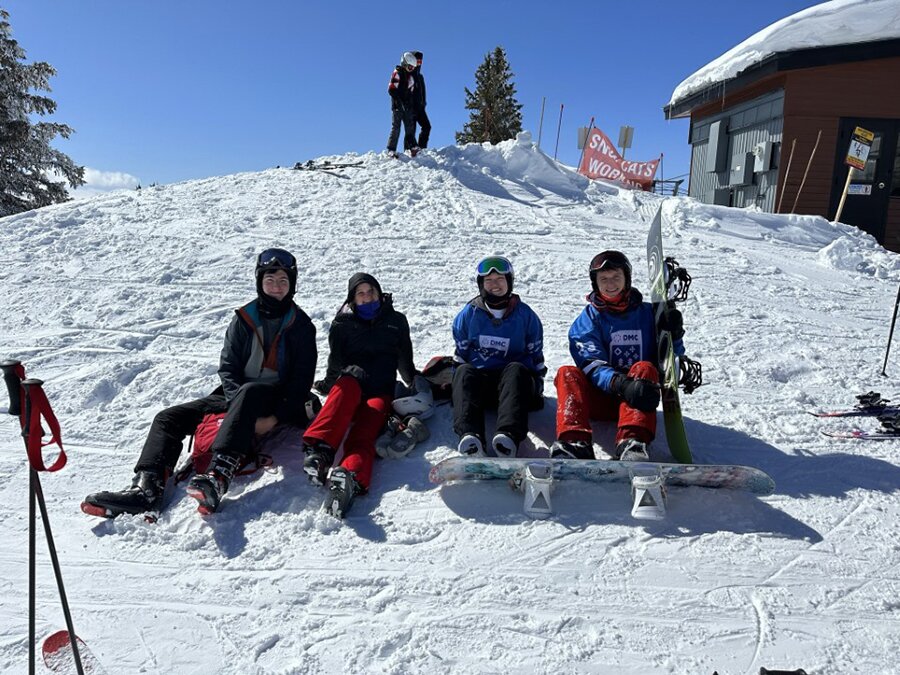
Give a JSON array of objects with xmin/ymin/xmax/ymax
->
[{"xmin": 5, "ymin": 0, "xmax": 819, "ymax": 189}]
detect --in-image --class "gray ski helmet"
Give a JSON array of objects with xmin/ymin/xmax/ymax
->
[
  {"xmin": 589, "ymin": 250, "xmax": 631, "ymax": 293},
  {"xmin": 401, "ymin": 51, "xmax": 417, "ymax": 68},
  {"xmin": 256, "ymin": 248, "xmax": 298, "ymax": 296}
]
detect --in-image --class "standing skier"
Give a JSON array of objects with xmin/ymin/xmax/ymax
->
[
  {"xmin": 386, "ymin": 51, "xmax": 420, "ymax": 158},
  {"xmin": 452, "ymin": 256, "xmax": 545, "ymax": 457},
  {"xmin": 82, "ymin": 249, "xmax": 318, "ymax": 517},
  {"xmin": 411, "ymin": 51, "xmax": 430, "ymax": 150},
  {"xmin": 552, "ymin": 250, "xmax": 683, "ymax": 461},
  {"xmin": 303, "ymin": 273, "xmax": 417, "ymax": 518}
]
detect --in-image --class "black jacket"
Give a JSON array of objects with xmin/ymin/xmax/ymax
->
[
  {"xmin": 218, "ymin": 299, "xmax": 317, "ymax": 424},
  {"xmin": 411, "ymin": 67, "xmax": 427, "ymax": 110},
  {"xmin": 321, "ymin": 294, "xmax": 416, "ymax": 397},
  {"xmin": 388, "ymin": 65, "xmax": 415, "ymax": 110}
]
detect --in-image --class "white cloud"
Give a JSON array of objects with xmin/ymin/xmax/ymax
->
[{"xmin": 70, "ymin": 167, "xmax": 141, "ymax": 197}]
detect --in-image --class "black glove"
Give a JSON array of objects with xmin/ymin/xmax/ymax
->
[
  {"xmin": 611, "ymin": 374, "xmax": 660, "ymax": 412},
  {"xmin": 340, "ymin": 365, "xmax": 368, "ymax": 384},
  {"xmin": 659, "ymin": 307, "xmax": 685, "ymax": 340},
  {"xmin": 313, "ymin": 379, "xmax": 331, "ymax": 395}
]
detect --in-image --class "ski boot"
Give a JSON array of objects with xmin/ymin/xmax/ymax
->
[
  {"xmin": 376, "ymin": 416, "xmax": 430, "ymax": 459},
  {"xmin": 878, "ymin": 412, "xmax": 900, "ymax": 435},
  {"xmin": 615, "ymin": 438, "xmax": 650, "ymax": 462},
  {"xmin": 457, "ymin": 434, "xmax": 484, "ymax": 457},
  {"xmin": 492, "ymin": 433, "xmax": 518, "ymax": 458},
  {"xmin": 303, "ymin": 440, "xmax": 336, "ymax": 486},
  {"xmin": 549, "ymin": 439, "xmax": 594, "ymax": 460},
  {"xmin": 81, "ymin": 470, "xmax": 165, "ymax": 519},
  {"xmin": 322, "ymin": 467, "xmax": 363, "ymax": 519},
  {"xmin": 187, "ymin": 453, "xmax": 241, "ymax": 514}
]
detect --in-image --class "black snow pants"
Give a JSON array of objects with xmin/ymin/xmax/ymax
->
[
  {"xmin": 134, "ymin": 382, "xmax": 282, "ymax": 474},
  {"xmin": 414, "ymin": 107, "xmax": 431, "ymax": 149},
  {"xmin": 451, "ymin": 362, "xmax": 534, "ymax": 444}
]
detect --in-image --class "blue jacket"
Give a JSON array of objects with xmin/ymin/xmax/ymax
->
[
  {"xmin": 568, "ymin": 290, "xmax": 684, "ymax": 392},
  {"xmin": 453, "ymin": 295, "xmax": 544, "ymax": 373}
]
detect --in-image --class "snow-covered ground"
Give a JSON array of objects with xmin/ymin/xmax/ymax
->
[{"xmin": 1, "ymin": 134, "xmax": 899, "ymax": 674}]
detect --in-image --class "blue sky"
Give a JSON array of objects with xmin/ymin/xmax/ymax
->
[{"xmin": 5, "ymin": 0, "xmax": 819, "ymax": 190}]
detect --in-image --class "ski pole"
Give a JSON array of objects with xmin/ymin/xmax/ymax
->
[
  {"xmin": 1, "ymin": 359, "xmax": 23, "ymax": 416},
  {"xmin": 4, "ymin": 367, "xmax": 85, "ymax": 675},
  {"xmin": 882, "ymin": 281, "xmax": 900, "ymax": 377}
]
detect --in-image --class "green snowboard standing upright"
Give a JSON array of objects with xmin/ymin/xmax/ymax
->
[{"xmin": 646, "ymin": 206, "xmax": 693, "ymax": 464}]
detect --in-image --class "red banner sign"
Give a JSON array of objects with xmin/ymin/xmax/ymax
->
[{"xmin": 578, "ymin": 127, "xmax": 659, "ymax": 191}]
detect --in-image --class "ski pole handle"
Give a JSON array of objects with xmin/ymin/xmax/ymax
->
[{"xmin": 1, "ymin": 359, "xmax": 24, "ymax": 417}]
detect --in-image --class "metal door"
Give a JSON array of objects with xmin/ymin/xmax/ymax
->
[{"xmin": 829, "ymin": 118, "xmax": 899, "ymax": 242}]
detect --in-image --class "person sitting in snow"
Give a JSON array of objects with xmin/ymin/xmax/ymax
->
[
  {"xmin": 302, "ymin": 273, "xmax": 417, "ymax": 518},
  {"xmin": 551, "ymin": 250, "xmax": 683, "ymax": 462},
  {"xmin": 82, "ymin": 249, "xmax": 318, "ymax": 517},
  {"xmin": 451, "ymin": 256, "xmax": 545, "ymax": 457},
  {"xmin": 386, "ymin": 51, "xmax": 420, "ymax": 158}
]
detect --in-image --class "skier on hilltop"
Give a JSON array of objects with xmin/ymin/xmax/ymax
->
[
  {"xmin": 82, "ymin": 249, "xmax": 318, "ymax": 517},
  {"xmin": 551, "ymin": 250, "xmax": 684, "ymax": 462},
  {"xmin": 386, "ymin": 51, "xmax": 421, "ymax": 158},
  {"xmin": 302, "ymin": 273, "xmax": 417, "ymax": 518},
  {"xmin": 451, "ymin": 256, "xmax": 546, "ymax": 457}
]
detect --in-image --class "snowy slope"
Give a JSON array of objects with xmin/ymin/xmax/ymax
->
[
  {"xmin": 669, "ymin": 0, "xmax": 900, "ymax": 105},
  {"xmin": 1, "ymin": 134, "xmax": 899, "ymax": 674}
]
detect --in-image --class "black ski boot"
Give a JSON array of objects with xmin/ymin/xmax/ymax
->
[
  {"xmin": 81, "ymin": 470, "xmax": 165, "ymax": 519},
  {"xmin": 615, "ymin": 438, "xmax": 650, "ymax": 462},
  {"xmin": 303, "ymin": 441, "xmax": 335, "ymax": 486},
  {"xmin": 322, "ymin": 467, "xmax": 362, "ymax": 519},
  {"xmin": 187, "ymin": 453, "xmax": 241, "ymax": 514},
  {"xmin": 550, "ymin": 439, "xmax": 594, "ymax": 460}
]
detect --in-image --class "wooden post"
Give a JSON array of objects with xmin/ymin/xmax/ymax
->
[
  {"xmin": 553, "ymin": 104, "xmax": 564, "ymax": 160},
  {"xmin": 536, "ymin": 97, "xmax": 546, "ymax": 149},
  {"xmin": 791, "ymin": 130, "xmax": 822, "ymax": 213},
  {"xmin": 834, "ymin": 166, "xmax": 856, "ymax": 223},
  {"xmin": 776, "ymin": 138, "xmax": 796, "ymax": 213}
]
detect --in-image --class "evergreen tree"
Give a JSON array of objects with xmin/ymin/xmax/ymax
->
[
  {"xmin": 456, "ymin": 46, "xmax": 523, "ymax": 145},
  {"xmin": 0, "ymin": 9, "xmax": 84, "ymax": 217}
]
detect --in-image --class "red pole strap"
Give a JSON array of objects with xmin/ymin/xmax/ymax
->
[{"xmin": 23, "ymin": 384, "xmax": 67, "ymax": 473}]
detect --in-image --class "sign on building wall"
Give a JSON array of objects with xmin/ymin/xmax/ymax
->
[{"xmin": 578, "ymin": 127, "xmax": 660, "ymax": 190}]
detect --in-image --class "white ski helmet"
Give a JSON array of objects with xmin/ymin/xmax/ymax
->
[
  {"xmin": 392, "ymin": 374, "xmax": 434, "ymax": 419},
  {"xmin": 401, "ymin": 51, "xmax": 417, "ymax": 68}
]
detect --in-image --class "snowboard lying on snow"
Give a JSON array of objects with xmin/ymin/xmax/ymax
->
[{"xmin": 429, "ymin": 456, "xmax": 775, "ymax": 520}]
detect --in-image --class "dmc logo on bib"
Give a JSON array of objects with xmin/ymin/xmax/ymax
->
[
  {"xmin": 611, "ymin": 330, "xmax": 642, "ymax": 368},
  {"xmin": 479, "ymin": 335, "xmax": 510, "ymax": 355}
]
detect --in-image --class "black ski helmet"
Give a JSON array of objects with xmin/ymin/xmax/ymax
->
[
  {"xmin": 589, "ymin": 250, "xmax": 631, "ymax": 294},
  {"xmin": 255, "ymin": 248, "xmax": 298, "ymax": 297}
]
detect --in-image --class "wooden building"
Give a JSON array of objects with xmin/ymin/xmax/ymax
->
[{"xmin": 665, "ymin": 38, "xmax": 900, "ymax": 251}]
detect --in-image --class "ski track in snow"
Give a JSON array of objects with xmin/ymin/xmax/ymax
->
[{"xmin": 1, "ymin": 135, "xmax": 900, "ymax": 673}]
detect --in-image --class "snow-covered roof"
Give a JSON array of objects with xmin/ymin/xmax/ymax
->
[{"xmin": 668, "ymin": 0, "xmax": 900, "ymax": 106}]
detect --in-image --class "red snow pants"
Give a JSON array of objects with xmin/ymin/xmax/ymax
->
[
  {"xmin": 302, "ymin": 375, "xmax": 391, "ymax": 490},
  {"xmin": 554, "ymin": 361, "xmax": 658, "ymax": 445}
]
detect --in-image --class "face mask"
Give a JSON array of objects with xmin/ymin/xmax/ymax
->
[{"xmin": 355, "ymin": 300, "xmax": 381, "ymax": 320}]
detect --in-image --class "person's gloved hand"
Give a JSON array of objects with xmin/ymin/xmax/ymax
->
[
  {"xmin": 659, "ymin": 307, "xmax": 685, "ymax": 340},
  {"xmin": 611, "ymin": 374, "xmax": 660, "ymax": 412},
  {"xmin": 313, "ymin": 379, "xmax": 331, "ymax": 395},
  {"xmin": 340, "ymin": 365, "xmax": 367, "ymax": 384}
]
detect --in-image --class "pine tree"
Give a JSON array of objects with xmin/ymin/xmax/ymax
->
[
  {"xmin": 0, "ymin": 9, "xmax": 84, "ymax": 217},
  {"xmin": 456, "ymin": 46, "xmax": 523, "ymax": 145}
]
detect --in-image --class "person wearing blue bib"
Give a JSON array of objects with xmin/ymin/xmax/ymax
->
[{"xmin": 451, "ymin": 256, "xmax": 545, "ymax": 457}]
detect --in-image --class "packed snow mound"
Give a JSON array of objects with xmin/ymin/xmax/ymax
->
[
  {"xmin": 669, "ymin": 0, "xmax": 900, "ymax": 105},
  {"xmin": 2, "ymin": 144, "xmax": 900, "ymax": 673}
]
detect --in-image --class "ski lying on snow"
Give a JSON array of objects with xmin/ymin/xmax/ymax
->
[{"xmin": 821, "ymin": 429, "xmax": 900, "ymax": 440}]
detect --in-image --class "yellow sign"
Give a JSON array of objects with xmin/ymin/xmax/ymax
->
[{"xmin": 846, "ymin": 126, "xmax": 874, "ymax": 170}]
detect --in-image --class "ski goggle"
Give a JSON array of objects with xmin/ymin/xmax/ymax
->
[
  {"xmin": 476, "ymin": 256, "xmax": 513, "ymax": 277},
  {"xmin": 589, "ymin": 251, "xmax": 631, "ymax": 274},
  {"xmin": 257, "ymin": 248, "xmax": 296, "ymax": 272}
]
